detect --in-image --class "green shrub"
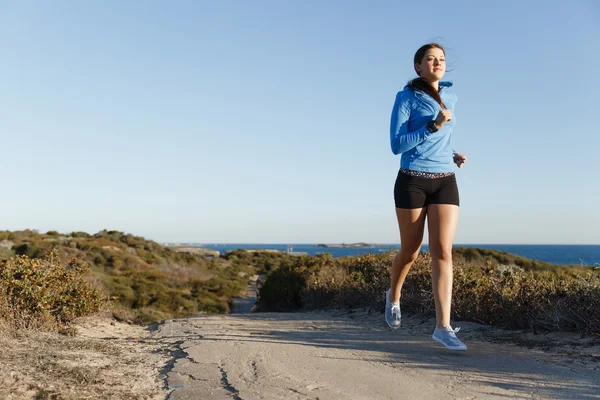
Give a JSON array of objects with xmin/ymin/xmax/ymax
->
[
  {"xmin": 13, "ymin": 242, "xmax": 49, "ymax": 259},
  {"xmin": 71, "ymin": 231, "xmax": 91, "ymax": 238},
  {"xmin": 0, "ymin": 250, "xmax": 104, "ymax": 330},
  {"xmin": 224, "ymin": 249, "xmax": 290, "ymax": 274}
]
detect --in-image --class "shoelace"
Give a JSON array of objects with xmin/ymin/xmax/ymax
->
[
  {"xmin": 444, "ymin": 326, "xmax": 461, "ymax": 337},
  {"xmin": 391, "ymin": 305, "xmax": 400, "ymax": 319}
]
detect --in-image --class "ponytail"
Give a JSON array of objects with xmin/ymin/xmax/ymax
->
[{"xmin": 408, "ymin": 78, "xmax": 446, "ymax": 109}]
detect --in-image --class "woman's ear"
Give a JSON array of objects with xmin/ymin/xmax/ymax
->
[{"xmin": 414, "ymin": 63, "xmax": 421, "ymax": 76}]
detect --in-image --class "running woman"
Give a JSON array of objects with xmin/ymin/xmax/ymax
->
[{"xmin": 386, "ymin": 43, "xmax": 468, "ymax": 351}]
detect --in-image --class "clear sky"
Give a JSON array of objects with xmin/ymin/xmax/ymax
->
[{"xmin": 1, "ymin": 1, "xmax": 599, "ymax": 244}]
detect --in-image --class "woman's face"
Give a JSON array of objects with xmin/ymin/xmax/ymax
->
[{"xmin": 415, "ymin": 47, "xmax": 445, "ymax": 82}]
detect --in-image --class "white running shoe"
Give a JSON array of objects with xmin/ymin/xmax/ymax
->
[
  {"xmin": 432, "ymin": 326, "xmax": 467, "ymax": 351},
  {"xmin": 384, "ymin": 288, "xmax": 401, "ymax": 330}
]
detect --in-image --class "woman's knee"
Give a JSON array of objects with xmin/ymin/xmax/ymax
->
[
  {"xmin": 397, "ymin": 246, "xmax": 421, "ymax": 263},
  {"xmin": 429, "ymin": 243, "xmax": 453, "ymax": 261}
]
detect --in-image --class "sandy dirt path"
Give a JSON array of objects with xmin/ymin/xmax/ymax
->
[{"xmin": 154, "ymin": 311, "xmax": 600, "ymax": 400}]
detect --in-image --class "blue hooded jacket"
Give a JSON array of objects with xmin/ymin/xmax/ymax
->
[{"xmin": 390, "ymin": 81, "xmax": 457, "ymax": 173}]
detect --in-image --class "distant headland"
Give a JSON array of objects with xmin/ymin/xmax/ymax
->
[{"xmin": 314, "ymin": 243, "xmax": 386, "ymax": 248}]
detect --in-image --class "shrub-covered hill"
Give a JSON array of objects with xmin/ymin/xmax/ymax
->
[
  {"xmin": 257, "ymin": 251, "xmax": 600, "ymax": 335},
  {"xmin": 452, "ymin": 247, "xmax": 575, "ymax": 271},
  {"xmin": 0, "ymin": 230, "xmax": 254, "ymax": 323}
]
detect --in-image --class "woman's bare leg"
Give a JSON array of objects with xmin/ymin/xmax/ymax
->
[
  {"xmin": 389, "ymin": 207, "xmax": 427, "ymax": 303},
  {"xmin": 427, "ymin": 204, "xmax": 459, "ymax": 328}
]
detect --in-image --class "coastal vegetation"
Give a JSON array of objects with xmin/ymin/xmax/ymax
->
[
  {"xmin": 1, "ymin": 230, "xmax": 598, "ymax": 337},
  {"xmin": 0, "ymin": 230, "xmax": 254, "ymax": 330},
  {"xmin": 257, "ymin": 249, "xmax": 600, "ymax": 335}
]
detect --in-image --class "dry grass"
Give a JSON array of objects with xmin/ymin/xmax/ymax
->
[{"xmin": 0, "ymin": 314, "xmax": 169, "ymax": 400}]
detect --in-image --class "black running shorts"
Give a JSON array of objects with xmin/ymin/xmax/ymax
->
[{"xmin": 394, "ymin": 170, "xmax": 460, "ymax": 209}]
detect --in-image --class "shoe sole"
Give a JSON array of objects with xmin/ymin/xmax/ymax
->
[
  {"xmin": 385, "ymin": 316, "xmax": 400, "ymax": 330},
  {"xmin": 432, "ymin": 335, "xmax": 467, "ymax": 351}
]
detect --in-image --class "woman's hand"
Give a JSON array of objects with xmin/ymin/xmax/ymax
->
[
  {"xmin": 434, "ymin": 110, "xmax": 453, "ymax": 128},
  {"xmin": 453, "ymin": 152, "xmax": 467, "ymax": 168}
]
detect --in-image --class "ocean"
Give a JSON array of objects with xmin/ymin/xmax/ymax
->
[{"xmin": 196, "ymin": 244, "xmax": 600, "ymax": 266}]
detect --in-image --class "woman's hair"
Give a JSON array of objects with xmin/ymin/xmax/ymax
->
[{"xmin": 408, "ymin": 43, "xmax": 446, "ymax": 109}]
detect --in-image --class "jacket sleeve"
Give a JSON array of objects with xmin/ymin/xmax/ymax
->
[{"xmin": 390, "ymin": 91, "xmax": 432, "ymax": 155}]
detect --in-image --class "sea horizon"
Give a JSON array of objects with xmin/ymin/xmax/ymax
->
[
  {"xmin": 170, "ymin": 243, "xmax": 600, "ymax": 266},
  {"xmin": 166, "ymin": 242, "xmax": 600, "ymax": 246}
]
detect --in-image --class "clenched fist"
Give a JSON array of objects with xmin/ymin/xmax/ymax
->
[
  {"xmin": 453, "ymin": 152, "xmax": 467, "ymax": 168},
  {"xmin": 435, "ymin": 109, "xmax": 453, "ymax": 128}
]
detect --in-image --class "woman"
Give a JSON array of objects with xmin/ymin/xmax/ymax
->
[{"xmin": 386, "ymin": 43, "xmax": 468, "ymax": 351}]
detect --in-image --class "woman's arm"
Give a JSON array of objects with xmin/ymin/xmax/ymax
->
[{"xmin": 389, "ymin": 91, "xmax": 433, "ymax": 155}]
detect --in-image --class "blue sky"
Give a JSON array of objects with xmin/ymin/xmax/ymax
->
[{"xmin": 1, "ymin": 1, "xmax": 599, "ymax": 244}]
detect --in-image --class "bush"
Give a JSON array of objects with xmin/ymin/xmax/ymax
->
[
  {"xmin": 71, "ymin": 231, "xmax": 91, "ymax": 238},
  {"xmin": 257, "ymin": 251, "xmax": 600, "ymax": 335},
  {"xmin": 13, "ymin": 242, "xmax": 50, "ymax": 259},
  {"xmin": 224, "ymin": 250, "xmax": 289, "ymax": 274},
  {"xmin": 452, "ymin": 262, "xmax": 600, "ymax": 333},
  {"xmin": 0, "ymin": 250, "xmax": 104, "ymax": 331},
  {"xmin": 258, "ymin": 254, "xmax": 341, "ymax": 311}
]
